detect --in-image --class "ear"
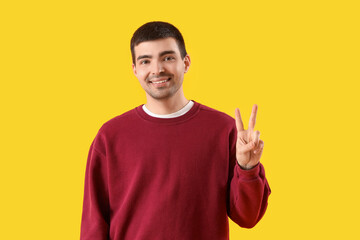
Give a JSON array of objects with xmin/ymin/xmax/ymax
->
[
  {"xmin": 183, "ymin": 54, "xmax": 191, "ymax": 73},
  {"xmin": 132, "ymin": 63, "xmax": 137, "ymax": 75}
]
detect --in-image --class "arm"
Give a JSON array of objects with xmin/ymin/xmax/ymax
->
[
  {"xmin": 227, "ymin": 116, "xmax": 271, "ymax": 228},
  {"xmin": 227, "ymin": 160, "xmax": 271, "ymax": 228},
  {"xmin": 80, "ymin": 140, "xmax": 110, "ymax": 239}
]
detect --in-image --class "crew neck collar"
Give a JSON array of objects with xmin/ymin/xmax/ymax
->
[{"xmin": 135, "ymin": 99, "xmax": 201, "ymax": 124}]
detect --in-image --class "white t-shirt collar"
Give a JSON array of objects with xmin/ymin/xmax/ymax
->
[{"xmin": 142, "ymin": 100, "xmax": 194, "ymax": 118}]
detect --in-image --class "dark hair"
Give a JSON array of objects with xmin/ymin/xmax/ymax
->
[{"xmin": 130, "ymin": 21, "xmax": 187, "ymax": 65}]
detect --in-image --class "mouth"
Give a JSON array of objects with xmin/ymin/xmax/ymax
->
[{"xmin": 150, "ymin": 77, "xmax": 172, "ymax": 85}]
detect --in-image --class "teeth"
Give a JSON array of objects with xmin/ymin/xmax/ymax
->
[{"xmin": 152, "ymin": 79, "xmax": 169, "ymax": 84}]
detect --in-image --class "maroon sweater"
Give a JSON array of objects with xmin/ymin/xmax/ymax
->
[{"xmin": 80, "ymin": 100, "xmax": 271, "ymax": 240}]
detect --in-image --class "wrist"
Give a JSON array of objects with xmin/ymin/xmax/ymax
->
[{"xmin": 237, "ymin": 161, "xmax": 256, "ymax": 170}]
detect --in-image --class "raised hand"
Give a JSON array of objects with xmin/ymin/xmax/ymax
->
[{"xmin": 235, "ymin": 104, "xmax": 264, "ymax": 170}]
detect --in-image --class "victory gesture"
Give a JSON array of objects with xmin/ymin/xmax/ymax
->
[{"xmin": 235, "ymin": 104, "xmax": 264, "ymax": 170}]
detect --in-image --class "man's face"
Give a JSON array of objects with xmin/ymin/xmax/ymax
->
[{"xmin": 132, "ymin": 37, "xmax": 190, "ymax": 100}]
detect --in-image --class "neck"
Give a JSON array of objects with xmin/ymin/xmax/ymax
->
[{"xmin": 145, "ymin": 88, "xmax": 189, "ymax": 115}]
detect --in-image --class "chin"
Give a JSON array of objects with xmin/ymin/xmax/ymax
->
[{"xmin": 148, "ymin": 90, "xmax": 176, "ymax": 100}]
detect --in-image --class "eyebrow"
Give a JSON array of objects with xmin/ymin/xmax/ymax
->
[{"xmin": 136, "ymin": 50, "xmax": 176, "ymax": 61}]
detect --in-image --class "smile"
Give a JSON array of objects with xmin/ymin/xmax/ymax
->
[
  {"xmin": 153, "ymin": 79, "xmax": 169, "ymax": 84},
  {"xmin": 150, "ymin": 77, "xmax": 171, "ymax": 84}
]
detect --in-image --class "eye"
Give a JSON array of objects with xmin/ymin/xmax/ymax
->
[
  {"xmin": 164, "ymin": 56, "xmax": 175, "ymax": 61},
  {"xmin": 140, "ymin": 60, "xmax": 150, "ymax": 65}
]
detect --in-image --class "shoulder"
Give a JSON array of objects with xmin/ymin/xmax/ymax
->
[
  {"xmin": 105, "ymin": 108, "xmax": 136, "ymax": 125},
  {"xmin": 198, "ymin": 103, "xmax": 235, "ymax": 125},
  {"xmin": 91, "ymin": 106, "xmax": 140, "ymax": 153},
  {"xmin": 196, "ymin": 102, "xmax": 237, "ymax": 134},
  {"xmin": 95, "ymin": 105, "xmax": 141, "ymax": 139},
  {"xmin": 99, "ymin": 106, "xmax": 139, "ymax": 133}
]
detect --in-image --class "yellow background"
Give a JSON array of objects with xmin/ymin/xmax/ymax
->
[{"xmin": 1, "ymin": 0, "xmax": 359, "ymax": 239}]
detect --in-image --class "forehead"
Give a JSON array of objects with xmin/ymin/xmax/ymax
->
[{"xmin": 134, "ymin": 37, "xmax": 180, "ymax": 58}]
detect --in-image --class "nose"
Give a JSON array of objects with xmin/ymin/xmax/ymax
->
[{"xmin": 151, "ymin": 61, "xmax": 165, "ymax": 75}]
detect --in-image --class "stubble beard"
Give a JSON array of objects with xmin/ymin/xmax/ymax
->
[
  {"xmin": 146, "ymin": 85, "xmax": 177, "ymax": 100},
  {"xmin": 145, "ymin": 80, "xmax": 182, "ymax": 100}
]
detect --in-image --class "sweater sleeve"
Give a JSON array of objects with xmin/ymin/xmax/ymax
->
[
  {"xmin": 80, "ymin": 139, "xmax": 110, "ymax": 239},
  {"xmin": 227, "ymin": 124, "xmax": 271, "ymax": 228}
]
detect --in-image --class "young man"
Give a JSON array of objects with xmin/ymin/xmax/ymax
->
[{"xmin": 80, "ymin": 21, "xmax": 271, "ymax": 240}]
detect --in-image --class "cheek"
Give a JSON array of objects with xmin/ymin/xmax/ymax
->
[
  {"xmin": 174, "ymin": 64, "xmax": 184, "ymax": 74},
  {"xmin": 177, "ymin": 65, "xmax": 185, "ymax": 75},
  {"xmin": 137, "ymin": 69, "xmax": 149, "ymax": 80}
]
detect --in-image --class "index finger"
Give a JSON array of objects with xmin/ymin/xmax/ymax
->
[
  {"xmin": 235, "ymin": 108, "xmax": 244, "ymax": 131},
  {"xmin": 248, "ymin": 104, "xmax": 258, "ymax": 130}
]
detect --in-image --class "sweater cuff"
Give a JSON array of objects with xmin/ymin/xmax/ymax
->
[{"xmin": 235, "ymin": 161, "xmax": 260, "ymax": 180}]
